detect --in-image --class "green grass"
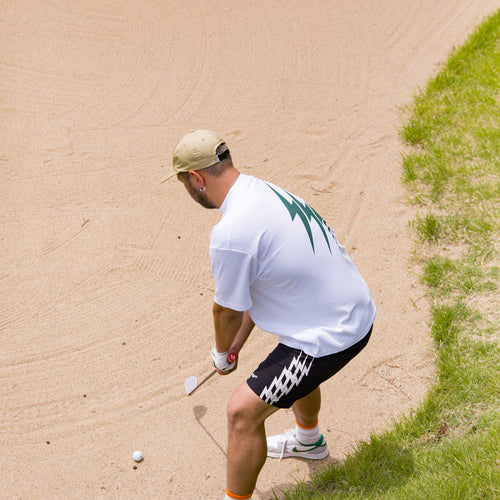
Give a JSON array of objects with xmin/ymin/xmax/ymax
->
[{"xmin": 276, "ymin": 9, "xmax": 499, "ymax": 500}]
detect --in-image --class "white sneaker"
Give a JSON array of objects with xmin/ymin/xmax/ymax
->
[{"xmin": 266, "ymin": 429, "xmax": 329, "ymax": 460}]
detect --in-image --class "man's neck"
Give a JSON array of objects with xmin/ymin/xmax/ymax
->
[{"xmin": 208, "ymin": 168, "xmax": 240, "ymax": 208}]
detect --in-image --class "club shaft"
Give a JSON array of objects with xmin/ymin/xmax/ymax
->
[{"xmin": 190, "ymin": 369, "xmax": 217, "ymax": 395}]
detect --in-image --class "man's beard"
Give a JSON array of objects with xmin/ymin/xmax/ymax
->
[{"xmin": 186, "ymin": 182, "xmax": 217, "ymax": 209}]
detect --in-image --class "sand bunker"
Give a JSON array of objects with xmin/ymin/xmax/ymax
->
[{"xmin": 1, "ymin": 1, "xmax": 497, "ymax": 498}]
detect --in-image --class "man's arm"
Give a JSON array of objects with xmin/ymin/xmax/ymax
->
[
  {"xmin": 230, "ymin": 310, "xmax": 255, "ymax": 354},
  {"xmin": 213, "ymin": 302, "xmax": 244, "ymax": 353},
  {"xmin": 213, "ymin": 303, "xmax": 255, "ymax": 354}
]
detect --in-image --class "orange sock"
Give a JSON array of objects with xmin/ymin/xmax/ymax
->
[
  {"xmin": 225, "ymin": 489, "xmax": 253, "ymax": 500},
  {"xmin": 295, "ymin": 420, "xmax": 320, "ymax": 444},
  {"xmin": 296, "ymin": 419, "xmax": 319, "ymax": 430}
]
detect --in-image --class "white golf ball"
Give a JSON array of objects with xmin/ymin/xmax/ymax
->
[{"xmin": 132, "ymin": 450, "xmax": 143, "ymax": 462}]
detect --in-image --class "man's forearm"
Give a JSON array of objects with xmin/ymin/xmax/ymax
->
[
  {"xmin": 230, "ymin": 311, "xmax": 255, "ymax": 354},
  {"xmin": 213, "ymin": 302, "xmax": 244, "ymax": 353}
]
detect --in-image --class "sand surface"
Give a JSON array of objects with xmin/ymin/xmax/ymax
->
[{"xmin": 1, "ymin": 1, "xmax": 498, "ymax": 498}]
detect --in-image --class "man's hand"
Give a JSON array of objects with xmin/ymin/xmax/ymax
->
[{"xmin": 211, "ymin": 345, "xmax": 237, "ymax": 374}]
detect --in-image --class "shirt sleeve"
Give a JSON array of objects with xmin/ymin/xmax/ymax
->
[{"xmin": 209, "ymin": 247, "xmax": 258, "ymax": 311}]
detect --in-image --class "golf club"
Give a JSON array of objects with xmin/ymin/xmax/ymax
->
[
  {"xmin": 184, "ymin": 352, "xmax": 237, "ymax": 395},
  {"xmin": 185, "ymin": 369, "xmax": 216, "ymax": 395}
]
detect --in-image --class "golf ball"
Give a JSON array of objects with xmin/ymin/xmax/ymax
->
[{"xmin": 132, "ymin": 450, "xmax": 143, "ymax": 462}]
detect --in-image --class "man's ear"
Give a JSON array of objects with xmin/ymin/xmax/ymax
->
[{"xmin": 189, "ymin": 170, "xmax": 205, "ymax": 190}]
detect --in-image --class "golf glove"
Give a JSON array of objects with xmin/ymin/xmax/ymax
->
[{"xmin": 211, "ymin": 345, "xmax": 237, "ymax": 373}]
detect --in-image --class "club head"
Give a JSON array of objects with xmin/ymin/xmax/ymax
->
[{"xmin": 184, "ymin": 376, "xmax": 197, "ymax": 395}]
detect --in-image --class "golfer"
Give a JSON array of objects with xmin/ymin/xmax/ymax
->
[{"xmin": 162, "ymin": 130, "xmax": 377, "ymax": 500}]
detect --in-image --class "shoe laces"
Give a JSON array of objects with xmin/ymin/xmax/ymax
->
[{"xmin": 278, "ymin": 429, "xmax": 296, "ymax": 461}]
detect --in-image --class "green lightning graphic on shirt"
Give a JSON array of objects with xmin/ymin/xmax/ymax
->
[{"xmin": 266, "ymin": 184, "xmax": 333, "ymax": 254}]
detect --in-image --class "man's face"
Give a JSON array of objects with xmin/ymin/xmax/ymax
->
[{"xmin": 177, "ymin": 173, "xmax": 217, "ymax": 209}]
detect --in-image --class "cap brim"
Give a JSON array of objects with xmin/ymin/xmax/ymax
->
[{"xmin": 160, "ymin": 169, "xmax": 178, "ymax": 183}]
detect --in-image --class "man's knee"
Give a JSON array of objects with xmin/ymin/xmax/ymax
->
[
  {"xmin": 227, "ymin": 383, "xmax": 274, "ymax": 433},
  {"xmin": 227, "ymin": 387, "xmax": 255, "ymax": 432}
]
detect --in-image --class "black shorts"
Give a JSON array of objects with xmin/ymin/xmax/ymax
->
[{"xmin": 247, "ymin": 326, "xmax": 372, "ymax": 409}]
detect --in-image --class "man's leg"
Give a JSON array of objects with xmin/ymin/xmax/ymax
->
[
  {"xmin": 292, "ymin": 386, "xmax": 321, "ymax": 428},
  {"xmin": 226, "ymin": 381, "xmax": 278, "ymax": 497}
]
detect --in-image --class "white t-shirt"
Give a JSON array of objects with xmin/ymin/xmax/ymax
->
[{"xmin": 210, "ymin": 174, "xmax": 377, "ymax": 357}]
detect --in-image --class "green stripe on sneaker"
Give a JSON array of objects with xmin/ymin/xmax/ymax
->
[{"xmin": 292, "ymin": 435, "xmax": 325, "ymax": 453}]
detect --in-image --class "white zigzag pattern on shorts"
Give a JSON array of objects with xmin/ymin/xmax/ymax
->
[{"xmin": 260, "ymin": 353, "xmax": 313, "ymax": 405}]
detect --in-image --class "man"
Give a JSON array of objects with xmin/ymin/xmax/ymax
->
[{"xmin": 162, "ymin": 130, "xmax": 376, "ymax": 500}]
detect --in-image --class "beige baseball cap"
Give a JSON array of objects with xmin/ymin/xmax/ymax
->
[{"xmin": 161, "ymin": 129, "xmax": 227, "ymax": 182}]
